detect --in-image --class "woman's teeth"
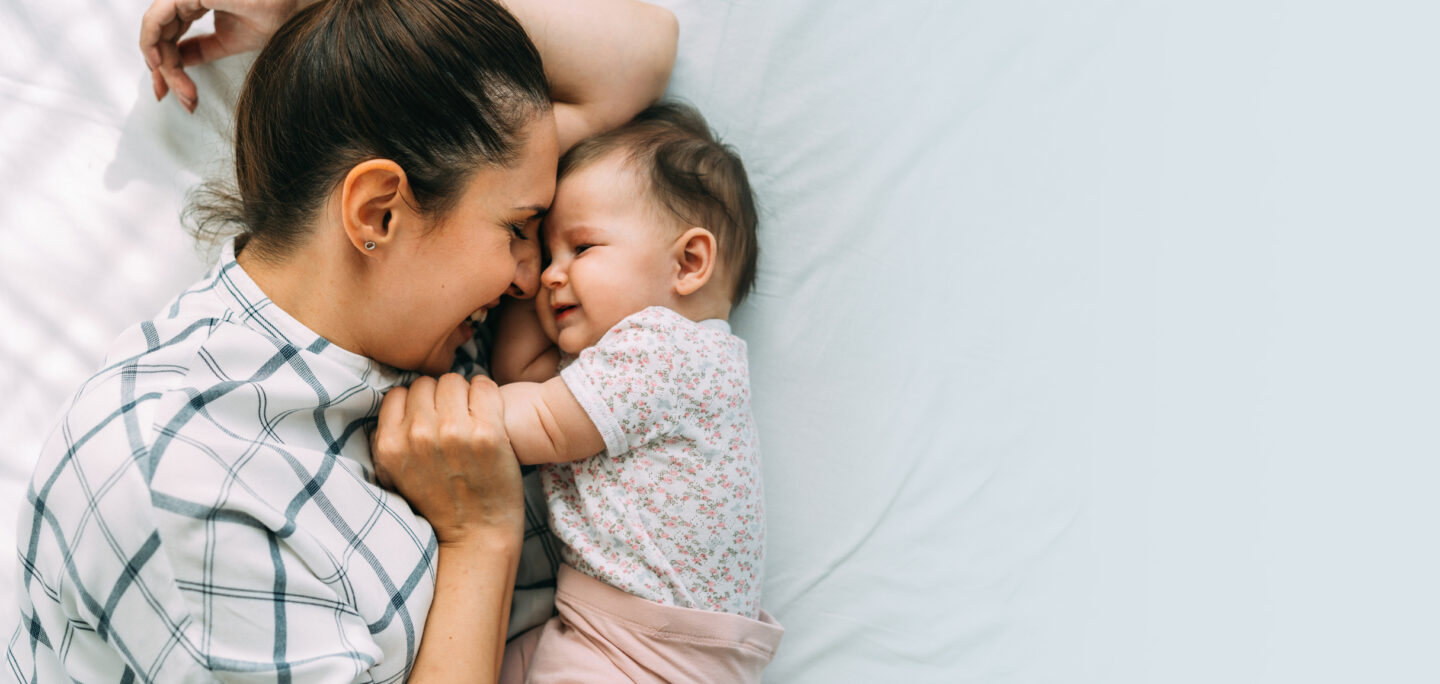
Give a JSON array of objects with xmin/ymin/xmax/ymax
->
[{"xmin": 469, "ymin": 308, "xmax": 488, "ymax": 324}]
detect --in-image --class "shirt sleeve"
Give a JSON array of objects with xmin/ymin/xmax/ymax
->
[
  {"xmin": 558, "ymin": 308, "xmax": 690, "ymax": 458},
  {"xmin": 10, "ymin": 382, "xmax": 418, "ymax": 682}
]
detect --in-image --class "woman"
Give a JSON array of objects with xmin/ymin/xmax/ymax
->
[{"xmin": 8, "ymin": 0, "xmax": 675, "ymax": 681}]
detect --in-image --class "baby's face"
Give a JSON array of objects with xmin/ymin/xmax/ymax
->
[{"xmin": 537, "ymin": 154, "xmax": 680, "ymax": 354}]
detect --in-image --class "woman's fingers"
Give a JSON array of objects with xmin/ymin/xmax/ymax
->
[
  {"xmin": 178, "ymin": 33, "xmax": 229, "ymax": 66},
  {"xmin": 158, "ymin": 40, "xmax": 198, "ymax": 111},
  {"xmin": 404, "ymin": 375, "xmax": 438, "ymax": 425},
  {"xmin": 150, "ymin": 68, "xmax": 167, "ymax": 101},
  {"xmin": 140, "ymin": 0, "xmax": 209, "ymax": 111},
  {"xmin": 140, "ymin": 0, "xmax": 209, "ymax": 59},
  {"xmin": 468, "ymin": 375, "xmax": 505, "ymax": 425},
  {"xmin": 435, "ymin": 373, "xmax": 473, "ymax": 426},
  {"xmin": 139, "ymin": 0, "xmax": 178, "ymax": 67},
  {"xmin": 372, "ymin": 385, "xmax": 409, "ymax": 490},
  {"xmin": 376, "ymin": 385, "xmax": 409, "ymax": 436},
  {"xmin": 142, "ymin": 0, "xmax": 304, "ymax": 112},
  {"xmin": 371, "ymin": 374, "xmax": 521, "ymax": 542}
]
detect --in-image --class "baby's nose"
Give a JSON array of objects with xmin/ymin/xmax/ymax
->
[{"xmin": 541, "ymin": 263, "xmax": 565, "ymax": 288}]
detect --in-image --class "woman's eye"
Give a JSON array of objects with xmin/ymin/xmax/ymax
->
[{"xmin": 509, "ymin": 222, "xmax": 528, "ymax": 239}]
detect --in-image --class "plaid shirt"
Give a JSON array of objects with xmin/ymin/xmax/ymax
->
[{"xmin": 7, "ymin": 241, "xmax": 559, "ymax": 682}]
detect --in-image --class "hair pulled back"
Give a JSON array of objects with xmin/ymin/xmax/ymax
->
[{"xmin": 190, "ymin": 0, "xmax": 551, "ymax": 260}]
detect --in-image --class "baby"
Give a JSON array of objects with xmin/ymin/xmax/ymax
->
[{"xmin": 492, "ymin": 102, "xmax": 782, "ymax": 682}]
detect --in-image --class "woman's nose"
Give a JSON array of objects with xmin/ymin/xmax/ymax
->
[{"xmin": 508, "ymin": 241, "xmax": 541, "ymax": 298}]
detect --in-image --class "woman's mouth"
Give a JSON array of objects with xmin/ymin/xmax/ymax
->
[
  {"xmin": 448, "ymin": 306, "xmax": 491, "ymax": 347},
  {"xmin": 453, "ymin": 318, "xmax": 475, "ymax": 342}
]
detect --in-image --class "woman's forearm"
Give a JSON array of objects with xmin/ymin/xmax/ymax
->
[
  {"xmin": 408, "ymin": 531, "xmax": 522, "ymax": 683},
  {"xmin": 502, "ymin": 0, "xmax": 678, "ymax": 151},
  {"xmin": 373, "ymin": 375, "xmax": 526, "ymax": 681}
]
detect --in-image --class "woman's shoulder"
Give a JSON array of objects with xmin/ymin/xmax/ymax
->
[{"xmin": 62, "ymin": 286, "xmax": 338, "ymax": 457}]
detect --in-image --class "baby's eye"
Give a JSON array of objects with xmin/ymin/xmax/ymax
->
[{"xmin": 574, "ymin": 244, "xmax": 593, "ymax": 255}]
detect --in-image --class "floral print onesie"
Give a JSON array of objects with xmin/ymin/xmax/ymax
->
[{"xmin": 547, "ymin": 306, "xmax": 764, "ymax": 618}]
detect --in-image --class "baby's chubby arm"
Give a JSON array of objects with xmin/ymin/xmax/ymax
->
[
  {"xmin": 499, "ymin": 379, "xmax": 606, "ymax": 465},
  {"xmin": 493, "ymin": 298, "xmax": 602, "ymax": 464},
  {"xmin": 491, "ymin": 298, "xmax": 561, "ymax": 385}
]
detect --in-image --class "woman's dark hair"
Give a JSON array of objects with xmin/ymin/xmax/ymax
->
[
  {"xmin": 189, "ymin": 0, "xmax": 551, "ymax": 260},
  {"xmin": 558, "ymin": 102, "xmax": 760, "ymax": 305}
]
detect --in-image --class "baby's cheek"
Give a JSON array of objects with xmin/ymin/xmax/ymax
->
[{"xmin": 558, "ymin": 328, "xmax": 593, "ymax": 357}]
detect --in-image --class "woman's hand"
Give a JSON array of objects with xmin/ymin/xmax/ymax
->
[
  {"xmin": 372, "ymin": 373, "xmax": 525, "ymax": 545},
  {"xmin": 140, "ymin": 0, "xmax": 307, "ymax": 112},
  {"xmin": 376, "ymin": 374, "xmax": 524, "ymax": 682}
]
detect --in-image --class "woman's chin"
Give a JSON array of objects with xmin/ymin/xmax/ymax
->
[
  {"xmin": 416, "ymin": 321, "xmax": 476, "ymax": 376},
  {"xmin": 418, "ymin": 355, "xmax": 453, "ymax": 378}
]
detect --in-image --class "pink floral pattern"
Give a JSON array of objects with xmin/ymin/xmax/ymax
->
[{"xmin": 548, "ymin": 306, "xmax": 764, "ymax": 617}]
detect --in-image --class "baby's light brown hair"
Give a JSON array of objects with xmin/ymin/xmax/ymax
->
[{"xmin": 557, "ymin": 102, "xmax": 759, "ymax": 305}]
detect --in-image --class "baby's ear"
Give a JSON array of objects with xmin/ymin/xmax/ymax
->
[{"xmin": 672, "ymin": 227, "xmax": 717, "ymax": 296}]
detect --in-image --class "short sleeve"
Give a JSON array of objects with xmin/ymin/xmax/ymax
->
[{"xmin": 559, "ymin": 308, "xmax": 689, "ymax": 457}]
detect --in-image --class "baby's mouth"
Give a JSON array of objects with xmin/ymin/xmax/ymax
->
[{"xmin": 554, "ymin": 304, "xmax": 578, "ymax": 321}]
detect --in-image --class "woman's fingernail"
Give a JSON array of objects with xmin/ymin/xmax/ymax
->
[{"xmin": 146, "ymin": 47, "xmax": 160, "ymax": 69}]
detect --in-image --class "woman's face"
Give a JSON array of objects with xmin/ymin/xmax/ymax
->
[{"xmin": 375, "ymin": 112, "xmax": 559, "ymax": 376}]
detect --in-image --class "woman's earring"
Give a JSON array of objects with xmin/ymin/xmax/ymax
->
[{"xmin": 364, "ymin": 241, "xmax": 377, "ymax": 251}]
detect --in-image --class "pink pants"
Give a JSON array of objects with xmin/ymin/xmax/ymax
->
[{"xmin": 500, "ymin": 565, "xmax": 784, "ymax": 683}]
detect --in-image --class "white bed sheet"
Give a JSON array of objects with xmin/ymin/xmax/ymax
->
[{"xmin": 5, "ymin": 0, "xmax": 1440, "ymax": 681}]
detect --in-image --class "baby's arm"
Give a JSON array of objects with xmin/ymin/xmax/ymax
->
[
  {"xmin": 493, "ymin": 299, "xmax": 602, "ymax": 464},
  {"xmin": 490, "ymin": 298, "xmax": 561, "ymax": 385},
  {"xmin": 499, "ymin": 379, "xmax": 606, "ymax": 465}
]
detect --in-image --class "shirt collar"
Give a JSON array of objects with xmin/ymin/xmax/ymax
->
[
  {"xmin": 697, "ymin": 318, "xmax": 731, "ymax": 334},
  {"xmin": 211, "ymin": 238, "xmax": 408, "ymax": 391}
]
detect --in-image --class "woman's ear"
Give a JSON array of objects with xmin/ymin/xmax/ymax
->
[
  {"xmin": 672, "ymin": 227, "xmax": 717, "ymax": 296},
  {"xmin": 340, "ymin": 159, "xmax": 412, "ymax": 256}
]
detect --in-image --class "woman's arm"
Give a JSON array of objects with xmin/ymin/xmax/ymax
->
[
  {"xmin": 491, "ymin": 297, "xmax": 561, "ymax": 385},
  {"xmin": 410, "ymin": 533, "xmax": 519, "ymax": 682},
  {"xmin": 140, "ymin": 0, "xmax": 677, "ymax": 132},
  {"xmin": 501, "ymin": 0, "xmax": 679, "ymax": 152},
  {"xmin": 372, "ymin": 374, "xmax": 526, "ymax": 683},
  {"xmin": 140, "ymin": 0, "xmax": 316, "ymax": 111}
]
